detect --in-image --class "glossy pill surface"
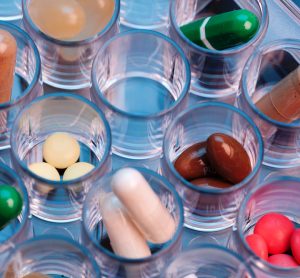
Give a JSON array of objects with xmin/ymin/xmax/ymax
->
[
  {"xmin": 0, "ymin": 185, "xmax": 23, "ymax": 229},
  {"xmin": 254, "ymin": 213, "xmax": 295, "ymax": 255},
  {"xmin": 268, "ymin": 254, "xmax": 299, "ymax": 268},
  {"xmin": 28, "ymin": 162, "xmax": 60, "ymax": 181},
  {"xmin": 63, "ymin": 162, "xmax": 94, "ymax": 181},
  {"xmin": 180, "ymin": 9, "xmax": 259, "ymax": 50},
  {"xmin": 43, "ymin": 133, "xmax": 80, "ymax": 169},
  {"xmin": 206, "ymin": 133, "xmax": 252, "ymax": 184},
  {"xmin": 111, "ymin": 168, "xmax": 176, "ymax": 244},
  {"xmin": 174, "ymin": 142, "xmax": 213, "ymax": 180},
  {"xmin": 291, "ymin": 229, "xmax": 300, "ymax": 265},
  {"xmin": 100, "ymin": 193, "xmax": 151, "ymax": 259},
  {"xmin": 191, "ymin": 177, "xmax": 232, "ymax": 189},
  {"xmin": 28, "ymin": 0, "xmax": 86, "ymax": 40},
  {"xmin": 0, "ymin": 29, "xmax": 17, "ymax": 104},
  {"xmin": 246, "ymin": 234, "xmax": 268, "ymax": 260}
]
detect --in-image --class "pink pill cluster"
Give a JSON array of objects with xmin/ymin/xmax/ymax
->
[{"xmin": 245, "ymin": 212, "xmax": 300, "ymax": 268}]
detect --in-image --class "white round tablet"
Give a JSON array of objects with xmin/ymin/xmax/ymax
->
[
  {"xmin": 28, "ymin": 162, "xmax": 60, "ymax": 181},
  {"xmin": 43, "ymin": 132, "xmax": 80, "ymax": 169},
  {"xmin": 63, "ymin": 162, "xmax": 95, "ymax": 181}
]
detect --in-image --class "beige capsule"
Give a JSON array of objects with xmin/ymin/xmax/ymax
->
[
  {"xmin": 100, "ymin": 193, "xmax": 151, "ymax": 259},
  {"xmin": 111, "ymin": 168, "xmax": 176, "ymax": 244}
]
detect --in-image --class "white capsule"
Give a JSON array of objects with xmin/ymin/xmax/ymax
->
[
  {"xmin": 100, "ymin": 193, "xmax": 151, "ymax": 259},
  {"xmin": 111, "ymin": 168, "xmax": 176, "ymax": 244}
]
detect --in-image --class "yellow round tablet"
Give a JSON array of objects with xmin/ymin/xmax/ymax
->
[
  {"xmin": 43, "ymin": 133, "xmax": 80, "ymax": 169},
  {"xmin": 63, "ymin": 162, "xmax": 95, "ymax": 181},
  {"xmin": 28, "ymin": 162, "xmax": 60, "ymax": 181}
]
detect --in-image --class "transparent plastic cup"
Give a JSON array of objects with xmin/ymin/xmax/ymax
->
[
  {"xmin": 10, "ymin": 93, "xmax": 112, "ymax": 223},
  {"xmin": 120, "ymin": 0, "xmax": 170, "ymax": 33},
  {"xmin": 169, "ymin": 0, "xmax": 269, "ymax": 102},
  {"xmin": 91, "ymin": 30, "xmax": 190, "ymax": 160},
  {"xmin": 0, "ymin": 21, "xmax": 42, "ymax": 150},
  {"xmin": 231, "ymin": 176, "xmax": 300, "ymax": 277},
  {"xmin": 0, "ymin": 0, "xmax": 22, "ymax": 23},
  {"xmin": 161, "ymin": 102, "xmax": 264, "ymax": 231},
  {"xmin": 82, "ymin": 167, "xmax": 184, "ymax": 278},
  {"xmin": 236, "ymin": 39, "xmax": 300, "ymax": 169},
  {"xmin": 163, "ymin": 244, "xmax": 255, "ymax": 278},
  {"xmin": 22, "ymin": 0, "xmax": 120, "ymax": 90},
  {"xmin": 0, "ymin": 163, "xmax": 31, "ymax": 273},
  {"xmin": 3, "ymin": 236, "xmax": 101, "ymax": 277}
]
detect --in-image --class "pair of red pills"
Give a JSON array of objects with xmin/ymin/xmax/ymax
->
[{"xmin": 246, "ymin": 212, "xmax": 300, "ymax": 268}]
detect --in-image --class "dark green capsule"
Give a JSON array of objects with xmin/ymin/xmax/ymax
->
[
  {"xmin": 180, "ymin": 9, "xmax": 260, "ymax": 50},
  {"xmin": 0, "ymin": 185, "xmax": 23, "ymax": 229}
]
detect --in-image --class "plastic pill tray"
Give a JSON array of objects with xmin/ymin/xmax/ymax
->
[{"xmin": 0, "ymin": 0, "xmax": 300, "ymax": 277}]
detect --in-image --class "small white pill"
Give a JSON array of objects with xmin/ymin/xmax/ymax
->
[
  {"xmin": 43, "ymin": 132, "xmax": 80, "ymax": 169},
  {"xmin": 63, "ymin": 162, "xmax": 94, "ymax": 181},
  {"xmin": 100, "ymin": 193, "xmax": 151, "ymax": 259},
  {"xmin": 29, "ymin": 162, "xmax": 60, "ymax": 181},
  {"xmin": 111, "ymin": 168, "xmax": 176, "ymax": 244}
]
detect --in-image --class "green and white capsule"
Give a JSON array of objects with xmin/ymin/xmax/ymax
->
[{"xmin": 180, "ymin": 9, "xmax": 260, "ymax": 51}]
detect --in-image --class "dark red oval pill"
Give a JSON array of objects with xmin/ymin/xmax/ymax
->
[{"xmin": 206, "ymin": 133, "xmax": 252, "ymax": 184}]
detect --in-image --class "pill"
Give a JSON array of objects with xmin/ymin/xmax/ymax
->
[
  {"xmin": 180, "ymin": 9, "xmax": 259, "ymax": 50},
  {"xmin": 100, "ymin": 193, "xmax": 151, "ymax": 259},
  {"xmin": 0, "ymin": 185, "xmax": 23, "ymax": 230},
  {"xmin": 268, "ymin": 254, "xmax": 299, "ymax": 268},
  {"xmin": 28, "ymin": 162, "xmax": 60, "ymax": 181},
  {"xmin": 75, "ymin": 0, "xmax": 115, "ymax": 39},
  {"xmin": 246, "ymin": 234, "xmax": 268, "ymax": 260},
  {"xmin": 23, "ymin": 273, "xmax": 50, "ymax": 278},
  {"xmin": 174, "ymin": 142, "xmax": 214, "ymax": 180},
  {"xmin": 254, "ymin": 213, "xmax": 295, "ymax": 255},
  {"xmin": 256, "ymin": 67, "xmax": 300, "ymax": 123},
  {"xmin": 111, "ymin": 168, "xmax": 176, "ymax": 244},
  {"xmin": 28, "ymin": 0, "xmax": 86, "ymax": 40},
  {"xmin": 63, "ymin": 162, "xmax": 94, "ymax": 181},
  {"xmin": 191, "ymin": 177, "xmax": 233, "ymax": 189},
  {"xmin": 206, "ymin": 133, "xmax": 252, "ymax": 184},
  {"xmin": 291, "ymin": 229, "xmax": 300, "ymax": 265},
  {"xmin": 0, "ymin": 30, "xmax": 17, "ymax": 104},
  {"xmin": 43, "ymin": 132, "xmax": 80, "ymax": 169}
]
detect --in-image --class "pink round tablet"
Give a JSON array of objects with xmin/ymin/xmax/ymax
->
[
  {"xmin": 246, "ymin": 234, "xmax": 268, "ymax": 260},
  {"xmin": 254, "ymin": 213, "xmax": 295, "ymax": 254},
  {"xmin": 268, "ymin": 254, "xmax": 299, "ymax": 268},
  {"xmin": 291, "ymin": 229, "xmax": 300, "ymax": 265}
]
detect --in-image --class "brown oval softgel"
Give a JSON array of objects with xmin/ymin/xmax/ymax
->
[
  {"xmin": 191, "ymin": 177, "xmax": 233, "ymax": 189},
  {"xmin": 206, "ymin": 133, "xmax": 251, "ymax": 184},
  {"xmin": 174, "ymin": 142, "xmax": 214, "ymax": 180}
]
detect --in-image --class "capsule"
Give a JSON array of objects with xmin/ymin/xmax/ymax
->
[
  {"xmin": 256, "ymin": 67, "xmax": 300, "ymax": 123},
  {"xmin": 0, "ymin": 30, "xmax": 17, "ymax": 104},
  {"xmin": 100, "ymin": 193, "xmax": 151, "ymax": 259},
  {"xmin": 180, "ymin": 9, "xmax": 259, "ymax": 50},
  {"xmin": 111, "ymin": 168, "xmax": 176, "ymax": 244}
]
